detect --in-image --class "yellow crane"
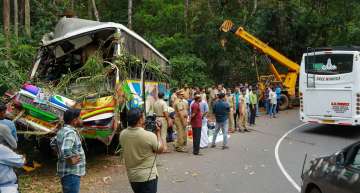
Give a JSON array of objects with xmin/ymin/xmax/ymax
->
[{"xmin": 220, "ymin": 20, "xmax": 300, "ymax": 110}]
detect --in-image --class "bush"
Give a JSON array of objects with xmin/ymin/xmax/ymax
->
[
  {"xmin": 169, "ymin": 54, "xmax": 213, "ymax": 88},
  {"xmin": 0, "ymin": 34, "xmax": 36, "ymax": 93}
]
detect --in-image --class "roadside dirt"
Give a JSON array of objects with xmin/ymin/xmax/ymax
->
[{"xmin": 19, "ymin": 154, "xmax": 128, "ymax": 193}]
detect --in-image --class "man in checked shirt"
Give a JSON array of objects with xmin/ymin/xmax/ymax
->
[{"xmin": 52, "ymin": 109, "xmax": 86, "ymax": 193}]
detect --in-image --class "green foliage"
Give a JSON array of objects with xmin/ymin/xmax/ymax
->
[
  {"xmin": 170, "ymin": 55, "xmax": 213, "ymax": 88},
  {"xmin": 150, "ymin": 33, "xmax": 193, "ymax": 57},
  {"xmin": 133, "ymin": 0, "xmax": 185, "ymax": 36},
  {"xmin": 0, "ymin": 33, "xmax": 36, "ymax": 93},
  {"xmin": 3, "ymin": 0, "xmax": 360, "ymax": 90}
]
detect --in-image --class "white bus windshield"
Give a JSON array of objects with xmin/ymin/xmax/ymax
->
[{"xmin": 305, "ymin": 54, "xmax": 353, "ymax": 75}]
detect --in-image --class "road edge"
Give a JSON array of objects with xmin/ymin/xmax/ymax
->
[{"xmin": 274, "ymin": 123, "xmax": 308, "ymax": 193}]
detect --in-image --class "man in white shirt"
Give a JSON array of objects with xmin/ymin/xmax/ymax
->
[{"xmin": 269, "ymin": 88, "xmax": 277, "ymax": 118}]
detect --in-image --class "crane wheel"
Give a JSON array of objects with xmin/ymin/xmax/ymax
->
[{"xmin": 279, "ymin": 94, "xmax": 289, "ymax": 111}]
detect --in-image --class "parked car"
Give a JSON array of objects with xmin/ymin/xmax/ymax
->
[{"xmin": 301, "ymin": 141, "xmax": 360, "ymax": 193}]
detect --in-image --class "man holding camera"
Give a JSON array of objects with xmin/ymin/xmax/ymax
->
[{"xmin": 120, "ymin": 108, "xmax": 164, "ymax": 193}]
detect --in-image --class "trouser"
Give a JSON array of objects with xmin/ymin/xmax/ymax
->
[
  {"xmin": 174, "ymin": 117, "xmax": 187, "ymax": 150},
  {"xmin": 130, "ymin": 177, "xmax": 158, "ymax": 193},
  {"xmin": 270, "ymin": 103, "xmax": 277, "ymax": 117},
  {"xmin": 228, "ymin": 109, "xmax": 235, "ymax": 130},
  {"xmin": 249, "ymin": 104, "xmax": 256, "ymax": 125},
  {"xmin": 200, "ymin": 118, "xmax": 209, "ymax": 148},
  {"xmin": 211, "ymin": 121, "xmax": 228, "ymax": 146},
  {"xmin": 192, "ymin": 127, "xmax": 201, "ymax": 154},
  {"xmin": 240, "ymin": 111, "xmax": 247, "ymax": 129},
  {"xmin": 276, "ymin": 99, "xmax": 280, "ymax": 113},
  {"xmin": 61, "ymin": 174, "xmax": 81, "ymax": 193},
  {"xmin": 256, "ymin": 102, "xmax": 260, "ymax": 116},
  {"xmin": 246, "ymin": 103, "xmax": 250, "ymax": 123},
  {"xmin": 157, "ymin": 118, "xmax": 168, "ymax": 149},
  {"xmin": 264, "ymin": 99, "xmax": 270, "ymax": 114},
  {"xmin": 234, "ymin": 109, "xmax": 240, "ymax": 129}
]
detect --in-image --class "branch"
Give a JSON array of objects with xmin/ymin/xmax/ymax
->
[{"xmin": 91, "ymin": 0, "xmax": 100, "ymax": 21}]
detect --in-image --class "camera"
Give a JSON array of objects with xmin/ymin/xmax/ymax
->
[{"xmin": 145, "ymin": 114, "xmax": 158, "ymax": 132}]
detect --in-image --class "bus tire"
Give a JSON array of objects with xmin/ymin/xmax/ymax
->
[
  {"xmin": 279, "ymin": 94, "xmax": 289, "ymax": 111},
  {"xmin": 38, "ymin": 137, "xmax": 54, "ymax": 157}
]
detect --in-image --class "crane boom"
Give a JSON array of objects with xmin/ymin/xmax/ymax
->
[
  {"xmin": 220, "ymin": 20, "xmax": 300, "ymax": 109},
  {"xmin": 220, "ymin": 20, "xmax": 299, "ymax": 73}
]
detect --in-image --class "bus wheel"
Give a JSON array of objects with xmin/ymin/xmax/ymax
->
[
  {"xmin": 38, "ymin": 137, "xmax": 54, "ymax": 156},
  {"xmin": 279, "ymin": 94, "xmax": 289, "ymax": 111}
]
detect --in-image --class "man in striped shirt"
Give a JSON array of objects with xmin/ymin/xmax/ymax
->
[{"xmin": 52, "ymin": 109, "xmax": 86, "ymax": 193}]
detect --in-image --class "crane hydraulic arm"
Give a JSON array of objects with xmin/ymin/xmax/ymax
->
[{"xmin": 220, "ymin": 20, "xmax": 300, "ymax": 99}]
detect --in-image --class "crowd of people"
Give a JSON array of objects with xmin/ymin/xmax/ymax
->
[
  {"xmin": 148, "ymin": 83, "xmax": 284, "ymax": 156},
  {"xmin": 0, "ymin": 82, "xmax": 284, "ymax": 193}
]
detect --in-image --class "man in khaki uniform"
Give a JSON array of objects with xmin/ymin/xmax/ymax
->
[
  {"xmin": 170, "ymin": 92, "xmax": 178, "ymax": 108},
  {"xmin": 174, "ymin": 90, "xmax": 188, "ymax": 152},
  {"xmin": 226, "ymin": 89, "xmax": 235, "ymax": 133},
  {"xmin": 153, "ymin": 92, "xmax": 170, "ymax": 152},
  {"xmin": 239, "ymin": 89, "xmax": 249, "ymax": 132},
  {"xmin": 183, "ymin": 84, "xmax": 191, "ymax": 100}
]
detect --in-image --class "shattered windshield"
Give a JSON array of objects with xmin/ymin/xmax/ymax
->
[{"xmin": 32, "ymin": 30, "xmax": 119, "ymax": 99}]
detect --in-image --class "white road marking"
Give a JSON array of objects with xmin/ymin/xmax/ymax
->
[{"xmin": 275, "ymin": 123, "xmax": 308, "ymax": 192}]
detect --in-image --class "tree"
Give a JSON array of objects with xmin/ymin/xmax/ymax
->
[
  {"xmin": 19, "ymin": 0, "xmax": 24, "ymax": 28},
  {"xmin": 3, "ymin": 0, "xmax": 10, "ymax": 56},
  {"xmin": 14, "ymin": 0, "xmax": 19, "ymax": 39},
  {"xmin": 71, "ymin": 0, "xmax": 74, "ymax": 10},
  {"xmin": 88, "ymin": 0, "xmax": 93, "ymax": 19},
  {"xmin": 24, "ymin": 0, "xmax": 31, "ymax": 37},
  {"xmin": 184, "ymin": 0, "xmax": 189, "ymax": 33},
  {"xmin": 128, "ymin": 0, "xmax": 132, "ymax": 29},
  {"xmin": 170, "ymin": 55, "xmax": 213, "ymax": 87},
  {"xmin": 91, "ymin": 0, "xmax": 100, "ymax": 21}
]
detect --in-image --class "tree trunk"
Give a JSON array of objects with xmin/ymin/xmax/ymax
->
[
  {"xmin": 88, "ymin": 0, "xmax": 93, "ymax": 19},
  {"xmin": 128, "ymin": 0, "xmax": 132, "ymax": 29},
  {"xmin": 71, "ymin": 0, "xmax": 74, "ymax": 10},
  {"xmin": 207, "ymin": 0, "xmax": 214, "ymax": 18},
  {"xmin": 3, "ymin": 0, "xmax": 11, "ymax": 56},
  {"xmin": 91, "ymin": 0, "xmax": 100, "ymax": 21},
  {"xmin": 184, "ymin": 0, "xmax": 189, "ymax": 33},
  {"xmin": 19, "ymin": 0, "xmax": 24, "ymax": 27},
  {"xmin": 24, "ymin": 0, "xmax": 31, "ymax": 37},
  {"xmin": 250, "ymin": 0, "xmax": 257, "ymax": 17},
  {"xmin": 14, "ymin": 0, "xmax": 19, "ymax": 40}
]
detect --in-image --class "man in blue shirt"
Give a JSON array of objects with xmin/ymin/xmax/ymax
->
[
  {"xmin": 0, "ymin": 102, "xmax": 41, "ymax": 172},
  {"xmin": 0, "ymin": 124, "xmax": 17, "ymax": 149},
  {"xmin": 275, "ymin": 84, "xmax": 282, "ymax": 113},
  {"xmin": 0, "ymin": 144, "xmax": 25, "ymax": 193},
  {"xmin": 211, "ymin": 93, "xmax": 230, "ymax": 150},
  {"xmin": 0, "ymin": 102, "xmax": 17, "ymax": 142},
  {"xmin": 233, "ymin": 87, "xmax": 241, "ymax": 131}
]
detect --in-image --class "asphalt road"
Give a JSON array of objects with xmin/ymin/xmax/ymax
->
[{"xmin": 108, "ymin": 109, "xmax": 360, "ymax": 193}]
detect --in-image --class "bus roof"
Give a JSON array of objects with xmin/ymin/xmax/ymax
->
[
  {"xmin": 42, "ymin": 17, "xmax": 169, "ymax": 64},
  {"xmin": 309, "ymin": 46, "xmax": 360, "ymax": 52}
]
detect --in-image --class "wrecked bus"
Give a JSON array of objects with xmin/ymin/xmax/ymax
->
[{"xmin": 5, "ymin": 17, "xmax": 170, "ymax": 146}]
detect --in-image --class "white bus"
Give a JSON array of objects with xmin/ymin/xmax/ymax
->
[{"xmin": 299, "ymin": 47, "xmax": 360, "ymax": 126}]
